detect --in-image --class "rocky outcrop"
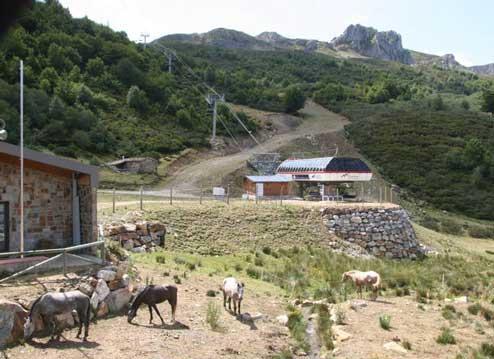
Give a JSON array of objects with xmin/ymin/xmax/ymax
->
[
  {"xmin": 247, "ymin": 153, "xmax": 282, "ymax": 175},
  {"xmin": 322, "ymin": 207, "xmax": 423, "ymax": 259},
  {"xmin": 469, "ymin": 63, "xmax": 494, "ymax": 76},
  {"xmin": 256, "ymin": 32, "xmax": 334, "ymax": 53},
  {"xmin": 330, "ymin": 24, "xmax": 414, "ymax": 64}
]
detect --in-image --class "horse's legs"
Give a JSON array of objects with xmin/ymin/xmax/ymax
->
[
  {"xmin": 228, "ymin": 297, "xmax": 232, "ymax": 311},
  {"xmin": 169, "ymin": 298, "xmax": 177, "ymax": 323},
  {"xmin": 152, "ymin": 304, "xmax": 165, "ymax": 325},
  {"xmin": 222, "ymin": 291, "xmax": 226, "ymax": 308},
  {"xmin": 238, "ymin": 299, "xmax": 242, "ymax": 315},
  {"xmin": 233, "ymin": 300, "xmax": 237, "ymax": 315},
  {"xmin": 148, "ymin": 305, "xmax": 154, "ymax": 324}
]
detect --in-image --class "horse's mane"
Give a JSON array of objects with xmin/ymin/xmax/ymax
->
[
  {"xmin": 28, "ymin": 295, "xmax": 43, "ymax": 319},
  {"xmin": 131, "ymin": 286, "xmax": 151, "ymax": 309}
]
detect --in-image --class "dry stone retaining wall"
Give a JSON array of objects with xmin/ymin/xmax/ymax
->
[{"xmin": 322, "ymin": 207, "xmax": 423, "ymax": 259}]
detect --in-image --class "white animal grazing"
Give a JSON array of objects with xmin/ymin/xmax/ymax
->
[
  {"xmin": 342, "ymin": 270, "xmax": 381, "ymax": 300},
  {"xmin": 220, "ymin": 277, "xmax": 245, "ymax": 315}
]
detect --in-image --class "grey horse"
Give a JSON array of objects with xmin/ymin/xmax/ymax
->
[{"xmin": 24, "ymin": 290, "xmax": 91, "ymax": 341}]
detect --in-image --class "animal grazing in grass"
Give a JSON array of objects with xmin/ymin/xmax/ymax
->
[
  {"xmin": 127, "ymin": 284, "xmax": 177, "ymax": 325},
  {"xmin": 24, "ymin": 290, "xmax": 91, "ymax": 341},
  {"xmin": 221, "ymin": 277, "xmax": 245, "ymax": 315},
  {"xmin": 342, "ymin": 270, "xmax": 381, "ymax": 300}
]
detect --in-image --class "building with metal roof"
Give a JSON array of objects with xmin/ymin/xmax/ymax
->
[{"xmin": 277, "ymin": 157, "xmax": 372, "ymax": 182}]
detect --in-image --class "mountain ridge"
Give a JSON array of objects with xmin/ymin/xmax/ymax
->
[{"xmin": 155, "ymin": 25, "xmax": 494, "ymax": 74}]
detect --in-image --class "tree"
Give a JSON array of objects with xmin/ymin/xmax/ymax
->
[
  {"xmin": 126, "ymin": 85, "xmax": 148, "ymax": 113},
  {"xmin": 86, "ymin": 57, "xmax": 105, "ymax": 77},
  {"xmin": 461, "ymin": 99, "xmax": 470, "ymax": 110},
  {"xmin": 481, "ymin": 88, "xmax": 494, "ymax": 113},
  {"xmin": 284, "ymin": 86, "xmax": 305, "ymax": 114},
  {"xmin": 430, "ymin": 94, "xmax": 445, "ymax": 111}
]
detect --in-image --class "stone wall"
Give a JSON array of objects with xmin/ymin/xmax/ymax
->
[
  {"xmin": 0, "ymin": 161, "xmax": 96, "ymax": 251},
  {"xmin": 322, "ymin": 207, "xmax": 423, "ymax": 259},
  {"xmin": 0, "ymin": 161, "xmax": 72, "ymax": 251}
]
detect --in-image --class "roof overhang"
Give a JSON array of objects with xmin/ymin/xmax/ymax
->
[{"xmin": 0, "ymin": 142, "xmax": 99, "ymax": 187}]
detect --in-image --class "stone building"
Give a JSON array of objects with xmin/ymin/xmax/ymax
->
[{"xmin": 0, "ymin": 142, "xmax": 99, "ymax": 253}]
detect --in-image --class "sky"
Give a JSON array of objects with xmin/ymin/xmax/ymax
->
[{"xmin": 58, "ymin": 0, "xmax": 493, "ymax": 66}]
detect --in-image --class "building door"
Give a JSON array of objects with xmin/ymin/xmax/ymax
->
[
  {"xmin": 0, "ymin": 202, "xmax": 9, "ymax": 252},
  {"xmin": 256, "ymin": 183, "xmax": 264, "ymax": 197}
]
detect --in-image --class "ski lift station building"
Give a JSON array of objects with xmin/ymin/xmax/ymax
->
[{"xmin": 243, "ymin": 157, "xmax": 372, "ymax": 198}]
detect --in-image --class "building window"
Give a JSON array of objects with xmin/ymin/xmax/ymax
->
[{"xmin": 0, "ymin": 202, "xmax": 9, "ymax": 252}]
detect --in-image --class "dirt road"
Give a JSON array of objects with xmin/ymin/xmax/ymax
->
[{"xmin": 162, "ymin": 101, "xmax": 348, "ymax": 194}]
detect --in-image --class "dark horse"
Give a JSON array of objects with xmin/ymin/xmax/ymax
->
[
  {"xmin": 24, "ymin": 291, "xmax": 91, "ymax": 341},
  {"xmin": 127, "ymin": 285, "xmax": 177, "ymax": 325}
]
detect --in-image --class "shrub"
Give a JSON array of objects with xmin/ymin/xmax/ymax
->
[
  {"xmin": 440, "ymin": 219, "xmax": 463, "ymax": 236},
  {"xmin": 480, "ymin": 342, "xmax": 494, "ymax": 357},
  {"xmin": 162, "ymin": 271, "xmax": 170, "ymax": 277},
  {"xmin": 436, "ymin": 327, "xmax": 456, "ymax": 345},
  {"xmin": 481, "ymin": 307, "xmax": 493, "ymax": 321},
  {"xmin": 468, "ymin": 303, "xmax": 482, "ymax": 315},
  {"xmin": 262, "ymin": 246, "xmax": 272, "ymax": 255},
  {"xmin": 173, "ymin": 256, "xmax": 187, "ymax": 265},
  {"xmin": 468, "ymin": 225, "xmax": 494, "ymax": 239},
  {"xmin": 246, "ymin": 266, "xmax": 261, "ymax": 279},
  {"xmin": 155, "ymin": 255, "xmax": 166, "ymax": 264},
  {"xmin": 379, "ymin": 314, "xmax": 391, "ymax": 330},
  {"xmin": 234, "ymin": 263, "xmax": 243, "ymax": 272},
  {"xmin": 287, "ymin": 308, "xmax": 309, "ymax": 352},
  {"xmin": 316, "ymin": 304, "xmax": 334, "ymax": 350},
  {"xmin": 442, "ymin": 305, "xmax": 457, "ymax": 320},
  {"xmin": 254, "ymin": 256, "xmax": 264, "ymax": 267},
  {"xmin": 173, "ymin": 274, "xmax": 182, "ymax": 284},
  {"xmin": 206, "ymin": 301, "xmax": 221, "ymax": 331},
  {"xmin": 333, "ymin": 305, "xmax": 346, "ymax": 325},
  {"xmin": 402, "ymin": 340, "xmax": 412, "ymax": 351},
  {"xmin": 186, "ymin": 262, "xmax": 197, "ymax": 271},
  {"xmin": 206, "ymin": 290, "xmax": 216, "ymax": 297}
]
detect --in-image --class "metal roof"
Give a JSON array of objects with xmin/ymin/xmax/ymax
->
[
  {"xmin": 277, "ymin": 157, "xmax": 333, "ymax": 172},
  {"xmin": 0, "ymin": 141, "xmax": 99, "ymax": 187},
  {"xmin": 245, "ymin": 175, "xmax": 292, "ymax": 183},
  {"xmin": 277, "ymin": 157, "xmax": 371, "ymax": 173}
]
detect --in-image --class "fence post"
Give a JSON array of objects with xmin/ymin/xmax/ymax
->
[
  {"xmin": 226, "ymin": 184, "xmax": 230, "ymax": 205},
  {"xmin": 101, "ymin": 241, "xmax": 106, "ymax": 265},
  {"xmin": 361, "ymin": 182, "xmax": 364, "ymax": 202},
  {"xmin": 379, "ymin": 186, "xmax": 382, "ymax": 204},
  {"xmin": 63, "ymin": 251, "xmax": 67, "ymax": 276},
  {"xmin": 170, "ymin": 187, "xmax": 173, "ymax": 205},
  {"xmin": 390, "ymin": 186, "xmax": 393, "ymax": 204},
  {"xmin": 200, "ymin": 188, "xmax": 203, "ymax": 205},
  {"xmin": 140, "ymin": 186, "xmax": 143, "ymax": 210},
  {"xmin": 112, "ymin": 188, "xmax": 116, "ymax": 213},
  {"xmin": 336, "ymin": 187, "xmax": 339, "ymax": 203}
]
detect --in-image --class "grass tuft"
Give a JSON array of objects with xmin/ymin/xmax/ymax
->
[
  {"xmin": 379, "ymin": 314, "xmax": 391, "ymax": 330},
  {"xmin": 436, "ymin": 327, "xmax": 456, "ymax": 345}
]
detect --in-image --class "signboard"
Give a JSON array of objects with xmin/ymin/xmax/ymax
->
[{"xmin": 213, "ymin": 187, "xmax": 225, "ymax": 197}]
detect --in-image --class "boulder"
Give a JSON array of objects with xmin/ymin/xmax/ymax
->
[
  {"xmin": 149, "ymin": 222, "xmax": 166, "ymax": 233},
  {"xmin": 0, "ymin": 300, "xmax": 28, "ymax": 348},
  {"xmin": 333, "ymin": 325, "xmax": 352, "ymax": 342},
  {"xmin": 96, "ymin": 301, "xmax": 109, "ymax": 318},
  {"xmin": 122, "ymin": 240, "xmax": 135, "ymax": 250},
  {"xmin": 124, "ymin": 223, "xmax": 137, "ymax": 232},
  {"xmin": 90, "ymin": 279, "xmax": 110, "ymax": 310},
  {"xmin": 350, "ymin": 300, "xmax": 368, "ymax": 311},
  {"xmin": 107, "ymin": 225, "xmax": 126, "ymax": 236},
  {"xmin": 78, "ymin": 282, "xmax": 95, "ymax": 297},
  {"xmin": 276, "ymin": 314, "xmax": 289, "ymax": 326},
  {"xmin": 105, "ymin": 288, "xmax": 132, "ymax": 314},
  {"xmin": 97, "ymin": 269, "xmax": 117, "ymax": 282},
  {"xmin": 383, "ymin": 341, "xmax": 408, "ymax": 354},
  {"xmin": 131, "ymin": 246, "xmax": 146, "ymax": 253}
]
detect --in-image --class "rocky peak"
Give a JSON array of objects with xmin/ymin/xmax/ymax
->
[
  {"xmin": 331, "ymin": 24, "xmax": 414, "ymax": 64},
  {"xmin": 437, "ymin": 54, "xmax": 462, "ymax": 69},
  {"xmin": 469, "ymin": 63, "xmax": 494, "ymax": 76},
  {"xmin": 257, "ymin": 31, "xmax": 288, "ymax": 43}
]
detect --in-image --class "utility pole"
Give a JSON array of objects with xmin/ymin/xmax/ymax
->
[
  {"xmin": 162, "ymin": 48, "xmax": 176, "ymax": 74},
  {"xmin": 140, "ymin": 33, "xmax": 150, "ymax": 48},
  {"xmin": 20, "ymin": 60, "xmax": 24, "ymax": 257},
  {"xmin": 205, "ymin": 93, "xmax": 224, "ymax": 143}
]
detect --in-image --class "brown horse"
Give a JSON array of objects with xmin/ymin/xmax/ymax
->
[{"xmin": 127, "ymin": 285, "xmax": 177, "ymax": 325}]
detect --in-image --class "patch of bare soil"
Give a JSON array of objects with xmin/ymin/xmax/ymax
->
[
  {"xmin": 336, "ymin": 297, "xmax": 494, "ymax": 359},
  {"xmin": 1, "ymin": 266, "xmax": 290, "ymax": 359}
]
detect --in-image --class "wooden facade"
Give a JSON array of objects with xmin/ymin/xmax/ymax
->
[{"xmin": 243, "ymin": 176, "xmax": 293, "ymax": 197}]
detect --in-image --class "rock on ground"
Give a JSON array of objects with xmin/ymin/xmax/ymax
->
[
  {"xmin": 0, "ymin": 300, "xmax": 28, "ymax": 348},
  {"xmin": 105, "ymin": 287, "xmax": 132, "ymax": 314},
  {"xmin": 383, "ymin": 341, "xmax": 408, "ymax": 354}
]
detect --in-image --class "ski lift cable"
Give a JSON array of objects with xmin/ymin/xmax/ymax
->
[{"xmin": 154, "ymin": 43, "xmax": 264, "ymax": 149}]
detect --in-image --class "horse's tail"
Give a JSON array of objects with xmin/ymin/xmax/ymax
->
[
  {"xmin": 372, "ymin": 274, "xmax": 381, "ymax": 290},
  {"xmin": 28, "ymin": 295, "xmax": 43, "ymax": 319}
]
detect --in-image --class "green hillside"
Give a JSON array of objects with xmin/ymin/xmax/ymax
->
[{"xmin": 2, "ymin": 1, "xmax": 494, "ymax": 219}]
